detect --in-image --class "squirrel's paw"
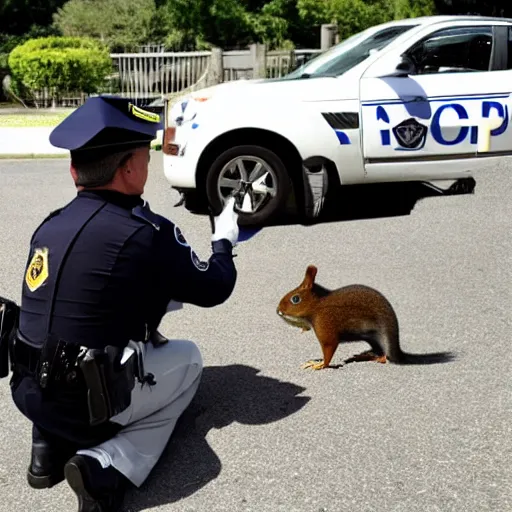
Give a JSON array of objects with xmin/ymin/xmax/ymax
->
[{"xmin": 301, "ymin": 359, "xmax": 326, "ymax": 370}]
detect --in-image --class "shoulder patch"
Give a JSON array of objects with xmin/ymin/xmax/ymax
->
[
  {"xmin": 190, "ymin": 249, "xmax": 209, "ymax": 271},
  {"xmin": 174, "ymin": 225, "xmax": 189, "ymax": 247},
  {"xmin": 25, "ymin": 247, "xmax": 49, "ymax": 292}
]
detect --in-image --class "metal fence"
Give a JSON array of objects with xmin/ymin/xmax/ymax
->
[
  {"xmin": 223, "ymin": 50, "xmax": 253, "ymax": 82},
  {"xmin": 109, "ymin": 50, "xmax": 212, "ymax": 100},
  {"xmin": 108, "ymin": 48, "xmax": 321, "ymax": 100},
  {"xmin": 5, "ymin": 47, "xmax": 322, "ymax": 108},
  {"xmin": 267, "ymin": 49, "xmax": 321, "ymax": 78}
]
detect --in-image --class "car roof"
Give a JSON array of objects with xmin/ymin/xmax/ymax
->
[
  {"xmin": 361, "ymin": 15, "xmax": 512, "ymax": 37},
  {"xmin": 386, "ymin": 15, "xmax": 512, "ymax": 26}
]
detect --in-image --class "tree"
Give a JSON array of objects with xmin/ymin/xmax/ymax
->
[
  {"xmin": 152, "ymin": 0, "xmax": 306, "ymax": 51},
  {"xmin": 252, "ymin": 0, "xmax": 315, "ymax": 48},
  {"xmin": 53, "ymin": 0, "xmax": 157, "ymax": 52},
  {"xmin": 297, "ymin": 0, "xmax": 384, "ymax": 40},
  {"xmin": 297, "ymin": 0, "xmax": 436, "ymax": 41},
  {"xmin": 0, "ymin": 0, "xmax": 67, "ymax": 35},
  {"xmin": 433, "ymin": 0, "xmax": 512, "ymax": 16},
  {"xmin": 155, "ymin": 0, "xmax": 256, "ymax": 50}
]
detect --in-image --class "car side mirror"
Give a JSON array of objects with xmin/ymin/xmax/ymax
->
[{"xmin": 381, "ymin": 55, "xmax": 416, "ymax": 78}]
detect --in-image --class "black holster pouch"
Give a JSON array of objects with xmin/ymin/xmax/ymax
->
[
  {"xmin": 36, "ymin": 332, "xmax": 82, "ymax": 389},
  {"xmin": 31, "ymin": 332, "xmax": 138, "ymax": 427},
  {"xmin": 0, "ymin": 296, "xmax": 20, "ymax": 379},
  {"xmin": 79, "ymin": 346, "xmax": 137, "ymax": 427}
]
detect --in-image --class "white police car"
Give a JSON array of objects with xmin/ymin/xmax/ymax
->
[{"xmin": 161, "ymin": 15, "xmax": 512, "ymax": 225}]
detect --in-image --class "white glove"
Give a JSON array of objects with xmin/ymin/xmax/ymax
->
[{"xmin": 211, "ymin": 196, "xmax": 239, "ymax": 246}]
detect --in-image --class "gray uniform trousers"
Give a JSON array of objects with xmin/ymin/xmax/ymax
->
[{"xmin": 75, "ymin": 335, "xmax": 203, "ymax": 487}]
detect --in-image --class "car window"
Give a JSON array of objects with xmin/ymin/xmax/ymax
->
[
  {"xmin": 404, "ymin": 26, "xmax": 494, "ymax": 74},
  {"xmin": 508, "ymin": 27, "xmax": 512, "ymax": 69},
  {"xmin": 283, "ymin": 24, "xmax": 417, "ymax": 79}
]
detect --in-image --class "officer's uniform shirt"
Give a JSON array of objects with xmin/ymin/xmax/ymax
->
[
  {"xmin": 14, "ymin": 188, "xmax": 236, "ymax": 446},
  {"xmin": 20, "ymin": 189, "xmax": 237, "ymax": 350}
]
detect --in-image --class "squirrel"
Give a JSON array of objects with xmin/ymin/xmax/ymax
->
[{"xmin": 276, "ymin": 264, "xmax": 454, "ymax": 370}]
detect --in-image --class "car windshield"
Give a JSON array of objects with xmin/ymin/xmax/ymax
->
[{"xmin": 284, "ymin": 24, "xmax": 418, "ymax": 79}]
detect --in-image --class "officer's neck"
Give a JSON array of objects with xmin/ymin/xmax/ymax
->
[{"xmin": 78, "ymin": 187, "xmax": 144, "ymax": 209}]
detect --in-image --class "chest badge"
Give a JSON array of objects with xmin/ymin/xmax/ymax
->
[{"xmin": 25, "ymin": 247, "xmax": 49, "ymax": 292}]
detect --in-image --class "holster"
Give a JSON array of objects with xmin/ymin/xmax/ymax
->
[
  {"xmin": 36, "ymin": 332, "xmax": 82, "ymax": 389},
  {"xmin": 0, "ymin": 296, "xmax": 20, "ymax": 379},
  {"xmin": 79, "ymin": 346, "xmax": 137, "ymax": 426}
]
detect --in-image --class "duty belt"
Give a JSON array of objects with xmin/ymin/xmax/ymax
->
[
  {"xmin": 11, "ymin": 331, "xmax": 156, "ymax": 426},
  {"xmin": 12, "ymin": 331, "xmax": 83, "ymax": 385},
  {"xmin": 11, "ymin": 335, "xmax": 47, "ymax": 376}
]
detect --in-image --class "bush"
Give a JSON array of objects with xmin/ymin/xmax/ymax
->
[{"xmin": 8, "ymin": 36, "xmax": 112, "ymax": 100}]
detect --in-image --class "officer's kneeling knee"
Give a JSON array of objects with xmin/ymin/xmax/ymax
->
[
  {"xmin": 173, "ymin": 339, "xmax": 203, "ymax": 386},
  {"xmin": 155, "ymin": 338, "xmax": 203, "ymax": 373}
]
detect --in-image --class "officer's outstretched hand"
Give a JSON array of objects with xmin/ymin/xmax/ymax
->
[{"xmin": 211, "ymin": 196, "xmax": 239, "ymax": 246}]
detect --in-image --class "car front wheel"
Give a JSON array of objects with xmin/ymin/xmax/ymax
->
[{"xmin": 205, "ymin": 145, "xmax": 291, "ymax": 226}]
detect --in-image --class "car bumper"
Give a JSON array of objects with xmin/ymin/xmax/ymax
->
[{"xmin": 162, "ymin": 151, "xmax": 198, "ymax": 189}]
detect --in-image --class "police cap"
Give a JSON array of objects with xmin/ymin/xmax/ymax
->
[{"xmin": 49, "ymin": 95, "xmax": 164, "ymax": 161}]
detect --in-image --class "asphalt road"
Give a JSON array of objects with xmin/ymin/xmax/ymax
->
[{"xmin": 0, "ymin": 155, "xmax": 510, "ymax": 512}]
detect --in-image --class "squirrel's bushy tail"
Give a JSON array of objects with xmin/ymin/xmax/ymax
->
[{"xmin": 395, "ymin": 350, "xmax": 457, "ymax": 365}]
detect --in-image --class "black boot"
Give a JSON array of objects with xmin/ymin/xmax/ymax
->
[
  {"xmin": 64, "ymin": 455, "xmax": 129, "ymax": 512},
  {"xmin": 27, "ymin": 425, "xmax": 74, "ymax": 489},
  {"xmin": 27, "ymin": 437, "xmax": 64, "ymax": 489}
]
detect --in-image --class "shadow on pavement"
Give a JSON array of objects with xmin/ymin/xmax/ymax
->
[
  {"xmin": 190, "ymin": 179, "xmax": 476, "ymax": 241},
  {"xmin": 285, "ymin": 179, "xmax": 476, "ymax": 227},
  {"xmin": 123, "ymin": 364, "xmax": 310, "ymax": 511}
]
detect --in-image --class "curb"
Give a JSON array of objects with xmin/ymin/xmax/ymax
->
[
  {"xmin": 0, "ymin": 153, "xmax": 69, "ymax": 160},
  {"xmin": 0, "ymin": 127, "xmax": 163, "ymax": 160},
  {"xmin": 0, "ymin": 126, "xmax": 67, "ymax": 158},
  {"xmin": 0, "ymin": 147, "xmax": 163, "ymax": 160}
]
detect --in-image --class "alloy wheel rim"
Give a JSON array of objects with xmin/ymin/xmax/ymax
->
[{"xmin": 217, "ymin": 156, "xmax": 278, "ymax": 214}]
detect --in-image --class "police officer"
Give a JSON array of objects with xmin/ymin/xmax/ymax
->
[{"xmin": 8, "ymin": 95, "xmax": 239, "ymax": 511}]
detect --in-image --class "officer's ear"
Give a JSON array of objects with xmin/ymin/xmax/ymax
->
[{"xmin": 118, "ymin": 152, "xmax": 134, "ymax": 175}]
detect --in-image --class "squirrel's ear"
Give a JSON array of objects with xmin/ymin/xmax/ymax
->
[{"xmin": 302, "ymin": 265, "xmax": 317, "ymax": 288}]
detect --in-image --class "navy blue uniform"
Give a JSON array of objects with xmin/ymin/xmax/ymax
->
[
  {"xmin": 5, "ymin": 95, "xmax": 240, "ymax": 504},
  {"xmin": 12, "ymin": 189, "xmax": 236, "ymax": 446}
]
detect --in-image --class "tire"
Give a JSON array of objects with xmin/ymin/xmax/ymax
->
[
  {"xmin": 181, "ymin": 190, "xmax": 209, "ymax": 214},
  {"xmin": 205, "ymin": 145, "xmax": 291, "ymax": 226}
]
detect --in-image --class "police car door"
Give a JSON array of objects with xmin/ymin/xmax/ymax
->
[{"xmin": 359, "ymin": 20, "xmax": 512, "ymax": 181}]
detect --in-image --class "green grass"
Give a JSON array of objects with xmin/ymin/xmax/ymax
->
[{"xmin": 0, "ymin": 112, "xmax": 74, "ymax": 128}]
